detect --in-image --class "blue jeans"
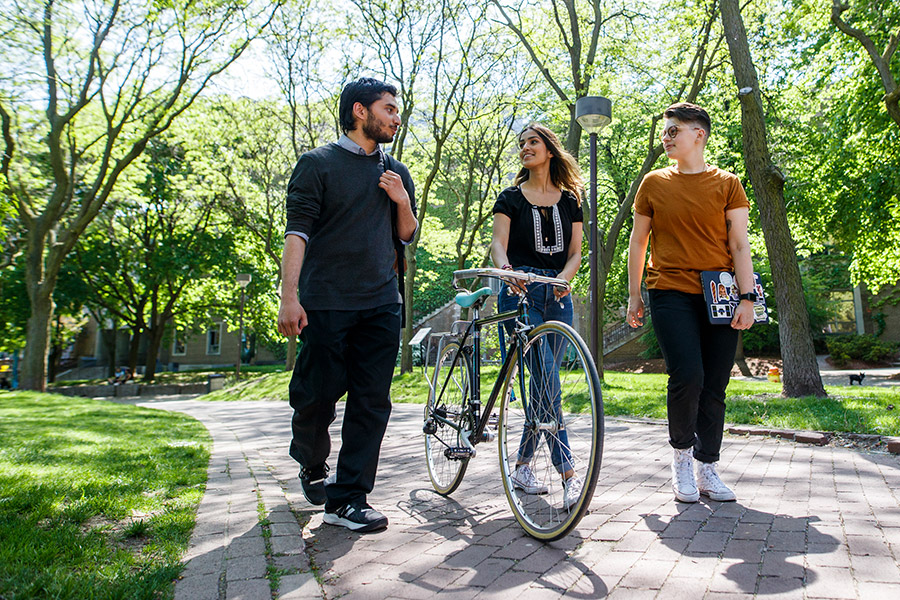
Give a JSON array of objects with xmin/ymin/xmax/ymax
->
[{"xmin": 498, "ymin": 267, "xmax": 574, "ymax": 474}]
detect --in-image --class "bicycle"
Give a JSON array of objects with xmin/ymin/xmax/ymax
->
[{"xmin": 422, "ymin": 267, "xmax": 603, "ymax": 541}]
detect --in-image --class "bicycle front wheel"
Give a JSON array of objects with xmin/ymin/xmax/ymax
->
[
  {"xmin": 424, "ymin": 341, "xmax": 474, "ymax": 495},
  {"xmin": 497, "ymin": 321, "xmax": 603, "ymax": 541}
]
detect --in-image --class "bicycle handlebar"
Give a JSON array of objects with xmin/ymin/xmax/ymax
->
[{"xmin": 452, "ymin": 267, "xmax": 570, "ymax": 292}]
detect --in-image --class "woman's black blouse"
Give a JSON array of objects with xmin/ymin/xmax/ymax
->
[{"xmin": 492, "ymin": 186, "xmax": 584, "ymax": 271}]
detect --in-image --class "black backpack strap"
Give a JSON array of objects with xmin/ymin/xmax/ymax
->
[{"xmin": 383, "ymin": 152, "xmax": 408, "ymax": 327}]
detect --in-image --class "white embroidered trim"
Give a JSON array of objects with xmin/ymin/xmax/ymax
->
[{"xmin": 531, "ymin": 204, "xmax": 564, "ymax": 255}]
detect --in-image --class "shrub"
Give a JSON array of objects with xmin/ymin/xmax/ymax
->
[
  {"xmin": 638, "ymin": 317, "xmax": 662, "ymax": 359},
  {"xmin": 742, "ymin": 321, "xmax": 781, "ymax": 355},
  {"xmin": 826, "ymin": 334, "xmax": 899, "ymax": 367}
]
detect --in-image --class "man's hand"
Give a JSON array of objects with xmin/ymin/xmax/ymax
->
[
  {"xmin": 731, "ymin": 300, "xmax": 755, "ymax": 330},
  {"xmin": 626, "ymin": 294, "xmax": 644, "ymax": 328},
  {"xmin": 379, "ymin": 169, "xmax": 410, "ymax": 205},
  {"xmin": 278, "ymin": 297, "xmax": 308, "ymax": 337}
]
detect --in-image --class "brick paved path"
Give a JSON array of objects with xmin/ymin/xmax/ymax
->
[{"xmin": 141, "ymin": 398, "xmax": 900, "ymax": 599}]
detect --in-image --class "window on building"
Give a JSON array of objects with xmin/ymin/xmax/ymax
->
[
  {"xmin": 172, "ymin": 332, "xmax": 186, "ymax": 356},
  {"xmin": 823, "ymin": 291, "xmax": 856, "ymax": 334},
  {"xmin": 207, "ymin": 323, "xmax": 222, "ymax": 355}
]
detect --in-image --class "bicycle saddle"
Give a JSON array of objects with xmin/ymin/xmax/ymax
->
[{"xmin": 454, "ymin": 287, "xmax": 493, "ymax": 308}]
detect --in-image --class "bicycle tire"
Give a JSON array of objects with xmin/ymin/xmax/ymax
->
[
  {"xmin": 424, "ymin": 340, "xmax": 474, "ymax": 495},
  {"xmin": 497, "ymin": 320, "xmax": 603, "ymax": 541}
]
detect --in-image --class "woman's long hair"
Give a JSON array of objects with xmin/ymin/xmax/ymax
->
[{"xmin": 513, "ymin": 122, "xmax": 584, "ymax": 206}]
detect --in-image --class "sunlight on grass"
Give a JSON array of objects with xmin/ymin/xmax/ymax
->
[
  {"xmin": 203, "ymin": 371, "xmax": 293, "ymax": 401},
  {"xmin": 196, "ymin": 367, "xmax": 900, "ymax": 436},
  {"xmin": 0, "ymin": 392, "xmax": 211, "ymax": 600}
]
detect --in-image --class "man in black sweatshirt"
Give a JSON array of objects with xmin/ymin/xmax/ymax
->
[{"xmin": 277, "ymin": 78, "xmax": 417, "ymax": 532}]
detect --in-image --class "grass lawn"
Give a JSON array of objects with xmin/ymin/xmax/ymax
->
[
  {"xmin": 205, "ymin": 367, "xmax": 900, "ymax": 437},
  {"xmin": 0, "ymin": 392, "xmax": 211, "ymax": 600},
  {"xmin": 600, "ymin": 372, "xmax": 900, "ymax": 437}
]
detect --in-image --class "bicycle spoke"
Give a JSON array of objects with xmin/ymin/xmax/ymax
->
[{"xmin": 424, "ymin": 341, "xmax": 472, "ymax": 495}]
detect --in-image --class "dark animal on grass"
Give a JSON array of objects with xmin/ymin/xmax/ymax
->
[{"xmin": 848, "ymin": 372, "xmax": 865, "ymax": 385}]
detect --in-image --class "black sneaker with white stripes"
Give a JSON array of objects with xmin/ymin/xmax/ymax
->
[
  {"xmin": 299, "ymin": 463, "xmax": 329, "ymax": 506},
  {"xmin": 323, "ymin": 500, "xmax": 388, "ymax": 532}
]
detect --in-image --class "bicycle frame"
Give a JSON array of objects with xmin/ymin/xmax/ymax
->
[
  {"xmin": 429, "ymin": 266, "xmax": 569, "ymax": 456},
  {"xmin": 429, "ymin": 303, "xmax": 528, "ymax": 455}
]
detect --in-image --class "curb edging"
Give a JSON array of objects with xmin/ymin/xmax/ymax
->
[{"xmin": 727, "ymin": 425, "xmax": 900, "ymax": 454}]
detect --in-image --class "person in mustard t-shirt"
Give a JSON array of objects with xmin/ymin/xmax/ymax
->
[{"xmin": 626, "ymin": 102, "xmax": 755, "ymax": 504}]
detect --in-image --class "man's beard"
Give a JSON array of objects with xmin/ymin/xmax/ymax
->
[{"xmin": 362, "ymin": 113, "xmax": 395, "ymax": 144}]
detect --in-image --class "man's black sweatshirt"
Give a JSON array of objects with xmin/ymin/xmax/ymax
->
[{"xmin": 285, "ymin": 142, "xmax": 416, "ymax": 311}]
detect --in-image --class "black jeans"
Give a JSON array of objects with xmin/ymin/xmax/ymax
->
[
  {"xmin": 288, "ymin": 303, "xmax": 401, "ymax": 512},
  {"xmin": 648, "ymin": 289, "xmax": 738, "ymax": 463}
]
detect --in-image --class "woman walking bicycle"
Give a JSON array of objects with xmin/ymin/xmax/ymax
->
[{"xmin": 490, "ymin": 122, "xmax": 585, "ymax": 508}]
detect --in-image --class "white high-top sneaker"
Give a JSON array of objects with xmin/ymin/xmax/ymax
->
[
  {"xmin": 510, "ymin": 464, "xmax": 548, "ymax": 494},
  {"xmin": 696, "ymin": 461, "xmax": 736, "ymax": 502},
  {"xmin": 671, "ymin": 448, "xmax": 699, "ymax": 503}
]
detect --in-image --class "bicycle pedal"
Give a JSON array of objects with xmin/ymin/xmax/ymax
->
[{"xmin": 444, "ymin": 447, "xmax": 476, "ymax": 460}]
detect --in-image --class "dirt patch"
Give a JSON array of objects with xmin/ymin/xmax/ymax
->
[
  {"xmin": 828, "ymin": 433, "xmax": 891, "ymax": 453},
  {"xmin": 604, "ymin": 358, "xmax": 667, "ymax": 374},
  {"xmin": 605, "ymin": 356, "xmax": 783, "ymax": 377},
  {"xmin": 730, "ymin": 357, "xmax": 783, "ymax": 377}
]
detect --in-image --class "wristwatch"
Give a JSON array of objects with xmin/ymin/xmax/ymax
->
[{"xmin": 738, "ymin": 292, "xmax": 757, "ymax": 303}]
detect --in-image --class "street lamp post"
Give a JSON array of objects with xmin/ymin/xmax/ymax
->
[
  {"xmin": 575, "ymin": 96, "xmax": 612, "ymax": 364},
  {"xmin": 236, "ymin": 273, "xmax": 252, "ymax": 380}
]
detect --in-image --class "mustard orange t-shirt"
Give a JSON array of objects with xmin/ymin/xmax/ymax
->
[{"xmin": 634, "ymin": 166, "xmax": 749, "ymax": 294}]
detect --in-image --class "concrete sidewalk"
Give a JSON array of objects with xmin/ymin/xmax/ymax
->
[
  {"xmin": 141, "ymin": 398, "xmax": 900, "ymax": 600},
  {"xmin": 814, "ymin": 355, "xmax": 900, "ymax": 388}
]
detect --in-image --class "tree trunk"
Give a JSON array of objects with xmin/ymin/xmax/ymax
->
[
  {"xmin": 21, "ymin": 235, "xmax": 55, "ymax": 391},
  {"xmin": 734, "ymin": 331, "xmax": 752, "ymax": 377},
  {"xmin": 565, "ymin": 111, "xmax": 581, "ymax": 158},
  {"xmin": 46, "ymin": 314, "xmax": 62, "ymax": 383},
  {"xmin": 127, "ymin": 327, "xmax": 141, "ymax": 374},
  {"xmin": 103, "ymin": 324, "xmax": 117, "ymax": 380},
  {"xmin": 143, "ymin": 325, "xmax": 165, "ymax": 382},
  {"xmin": 721, "ymin": 0, "xmax": 826, "ymax": 398},
  {"xmin": 886, "ymin": 89, "xmax": 900, "ymax": 128},
  {"xmin": 22, "ymin": 297, "xmax": 52, "ymax": 391},
  {"xmin": 47, "ymin": 348, "xmax": 59, "ymax": 384}
]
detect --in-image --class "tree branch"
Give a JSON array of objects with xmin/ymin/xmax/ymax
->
[{"xmin": 491, "ymin": 0, "xmax": 571, "ymax": 105}]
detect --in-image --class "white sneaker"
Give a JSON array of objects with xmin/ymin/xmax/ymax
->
[
  {"xmin": 563, "ymin": 475, "xmax": 583, "ymax": 510},
  {"xmin": 511, "ymin": 464, "xmax": 548, "ymax": 494},
  {"xmin": 696, "ymin": 461, "xmax": 736, "ymax": 502},
  {"xmin": 671, "ymin": 448, "xmax": 699, "ymax": 503}
]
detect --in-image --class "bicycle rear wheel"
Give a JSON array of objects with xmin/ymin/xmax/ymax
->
[
  {"xmin": 424, "ymin": 341, "xmax": 474, "ymax": 495},
  {"xmin": 497, "ymin": 320, "xmax": 603, "ymax": 541}
]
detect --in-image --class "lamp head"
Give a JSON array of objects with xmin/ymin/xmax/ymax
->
[
  {"xmin": 575, "ymin": 96, "xmax": 612, "ymax": 134},
  {"xmin": 236, "ymin": 273, "xmax": 252, "ymax": 288}
]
